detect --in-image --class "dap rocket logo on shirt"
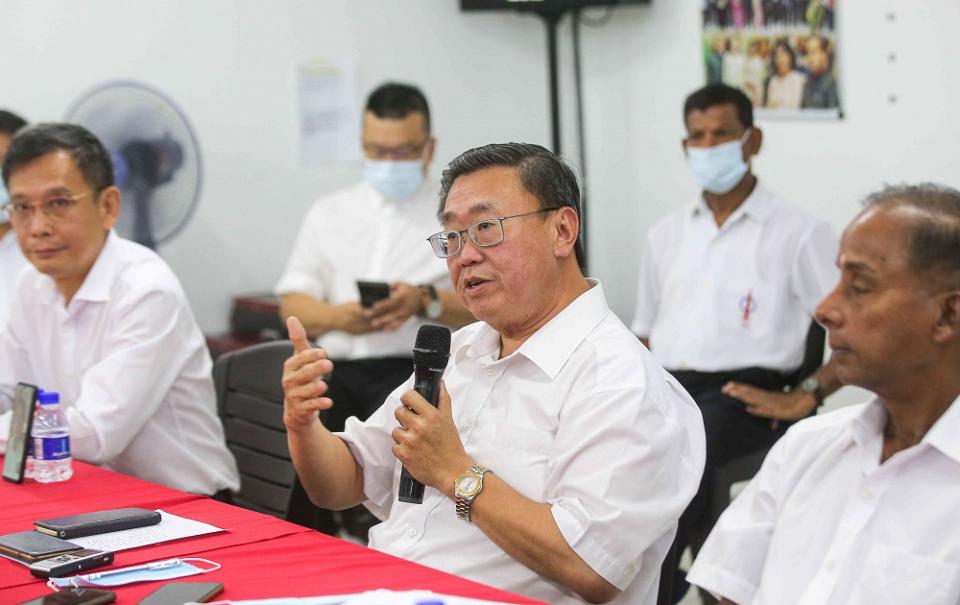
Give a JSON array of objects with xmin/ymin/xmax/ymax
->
[{"xmin": 739, "ymin": 290, "xmax": 757, "ymax": 328}]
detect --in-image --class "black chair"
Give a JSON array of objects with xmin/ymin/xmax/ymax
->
[{"xmin": 213, "ymin": 340, "xmax": 297, "ymax": 518}]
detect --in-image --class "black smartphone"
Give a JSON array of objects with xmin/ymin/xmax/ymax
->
[
  {"xmin": 136, "ymin": 581, "xmax": 224, "ymax": 605},
  {"xmin": 17, "ymin": 588, "xmax": 116, "ymax": 605},
  {"xmin": 357, "ymin": 280, "xmax": 391, "ymax": 308},
  {"xmin": 28, "ymin": 549, "xmax": 114, "ymax": 578},
  {"xmin": 3, "ymin": 383, "xmax": 38, "ymax": 483}
]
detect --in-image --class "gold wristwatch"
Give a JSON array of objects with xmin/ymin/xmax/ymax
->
[{"xmin": 454, "ymin": 464, "xmax": 490, "ymax": 522}]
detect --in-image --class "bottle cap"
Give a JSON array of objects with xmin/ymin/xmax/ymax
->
[{"xmin": 38, "ymin": 391, "xmax": 60, "ymax": 405}]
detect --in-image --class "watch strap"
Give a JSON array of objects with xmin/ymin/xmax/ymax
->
[{"xmin": 455, "ymin": 464, "xmax": 489, "ymax": 523}]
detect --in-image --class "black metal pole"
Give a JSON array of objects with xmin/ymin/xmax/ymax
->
[{"xmin": 540, "ymin": 11, "xmax": 563, "ymax": 153}]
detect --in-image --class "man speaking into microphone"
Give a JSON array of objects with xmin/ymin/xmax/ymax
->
[{"xmin": 282, "ymin": 143, "xmax": 705, "ymax": 605}]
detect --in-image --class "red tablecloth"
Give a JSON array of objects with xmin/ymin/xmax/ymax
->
[{"xmin": 0, "ymin": 460, "xmax": 544, "ymax": 604}]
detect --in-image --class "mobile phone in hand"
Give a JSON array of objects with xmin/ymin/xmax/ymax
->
[
  {"xmin": 357, "ymin": 280, "xmax": 391, "ymax": 308},
  {"xmin": 136, "ymin": 581, "xmax": 224, "ymax": 605}
]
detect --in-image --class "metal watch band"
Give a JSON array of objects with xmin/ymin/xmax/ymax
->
[{"xmin": 455, "ymin": 464, "xmax": 489, "ymax": 523}]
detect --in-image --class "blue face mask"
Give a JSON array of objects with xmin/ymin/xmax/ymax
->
[
  {"xmin": 685, "ymin": 129, "xmax": 752, "ymax": 194},
  {"xmin": 47, "ymin": 557, "xmax": 220, "ymax": 590},
  {"xmin": 0, "ymin": 180, "xmax": 8, "ymax": 222},
  {"xmin": 364, "ymin": 159, "xmax": 424, "ymax": 200}
]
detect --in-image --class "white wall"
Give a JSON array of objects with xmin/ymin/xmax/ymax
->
[{"xmin": 3, "ymin": 0, "xmax": 958, "ymax": 405}]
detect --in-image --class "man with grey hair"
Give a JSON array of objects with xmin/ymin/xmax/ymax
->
[
  {"xmin": 688, "ymin": 183, "xmax": 960, "ymax": 605},
  {"xmin": 282, "ymin": 142, "xmax": 705, "ymax": 604}
]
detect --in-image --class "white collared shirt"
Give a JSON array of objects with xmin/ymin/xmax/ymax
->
[
  {"xmin": 0, "ymin": 229, "xmax": 28, "ymax": 329},
  {"xmin": 630, "ymin": 182, "xmax": 838, "ymax": 372},
  {"xmin": 688, "ymin": 396, "xmax": 960, "ymax": 605},
  {"xmin": 0, "ymin": 232, "xmax": 239, "ymax": 495},
  {"xmin": 274, "ymin": 181, "xmax": 450, "ymax": 360},
  {"xmin": 340, "ymin": 281, "xmax": 706, "ymax": 605}
]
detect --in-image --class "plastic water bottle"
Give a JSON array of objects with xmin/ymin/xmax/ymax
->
[{"xmin": 32, "ymin": 391, "xmax": 73, "ymax": 483}]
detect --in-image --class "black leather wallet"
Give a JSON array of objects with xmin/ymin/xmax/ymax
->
[
  {"xmin": 34, "ymin": 508, "xmax": 161, "ymax": 539},
  {"xmin": 0, "ymin": 530, "xmax": 82, "ymax": 562}
]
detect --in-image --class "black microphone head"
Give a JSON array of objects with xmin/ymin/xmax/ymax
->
[{"xmin": 413, "ymin": 325, "xmax": 451, "ymax": 369}]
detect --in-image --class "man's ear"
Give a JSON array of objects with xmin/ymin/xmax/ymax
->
[
  {"xmin": 552, "ymin": 206, "xmax": 580, "ymax": 259},
  {"xmin": 97, "ymin": 186, "xmax": 121, "ymax": 231},
  {"xmin": 932, "ymin": 290, "xmax": 960, "ymax": 344},
  {"xmin": 745, "ymin": 127, "xmax": 763, "ymax": 159}
]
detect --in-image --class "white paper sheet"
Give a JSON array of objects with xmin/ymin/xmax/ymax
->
[{"xmin": 71, "ymin": 509, "xmax": 223, "ymax": 551}]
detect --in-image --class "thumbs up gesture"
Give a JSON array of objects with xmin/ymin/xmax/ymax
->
[{"xmin": 282, "ymin": 316, "xmax": 336, "ymax": 432}]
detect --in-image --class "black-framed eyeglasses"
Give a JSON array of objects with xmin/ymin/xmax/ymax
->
[
  {"xmin": 363, "ymin": 138, "xmax": 430, "ymax": 161},
  {"xmin": 426, "ymin": 208, "xmax": 556, "ymax": 258},
  {"xmin": 2, "ymin": 191, "xmax": 97, "ymax": 226}
]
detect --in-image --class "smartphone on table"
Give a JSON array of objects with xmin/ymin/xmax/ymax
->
[
  {"xmin": 17, "ymin": 588, "xmax": 116, "ymax": 605},
  {"xmin": 28, "ymin": 549, "xmax": 114, "ymax": 578},
  {"xmin": 136, "ymin": 581, "xmax": 224, "ymax": 605}
]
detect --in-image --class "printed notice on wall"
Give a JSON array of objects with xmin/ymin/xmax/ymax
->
[
  {"xmin": 700, "ymin": 0, "xmax": 841, "ymax": 120},
  {"xmin": 296, "ymin": 58, "xmax": 361, "ymax": 166}
]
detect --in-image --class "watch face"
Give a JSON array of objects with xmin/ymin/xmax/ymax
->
[
  {"xmin": 456, "ymin": 475, "xmax": 480, "ymax": 496},
  {"xmin": 426, "ymin": 299, "xmax": 443, "ymax": 320}
]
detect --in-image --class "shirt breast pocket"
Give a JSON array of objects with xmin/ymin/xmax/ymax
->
[
  {"xmin": 717, "ymin": 281, "xmax": 778, "ymax": 340},
  {"xmin": 852, "ymin": 543, "xmax": 960, "ymax": 605},
  {"xmin": 473, "ymin": 423, "xmax": 554, "ymax": 500}
]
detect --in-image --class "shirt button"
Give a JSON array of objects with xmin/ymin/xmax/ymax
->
[
  {"xmin": 408, "ymin": 527, "xmax": 418, "ymax": 537},
  {"xmin": 487, "ymin": 369, "xmax": 495, "ymax": 376},
  {"xmin": 861, "ymin": 489, "xmax": 872, "ymax": 499},
  {"xmin": 461, "ymin": 420, "xmax": 473, "ymax": 431},
  {"xmin": 825, "ymin": 560, "xmax": 836, "ymax": 572}
]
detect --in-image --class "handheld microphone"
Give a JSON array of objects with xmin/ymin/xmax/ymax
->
[{"xmin": 397, "ymin": 324, "xmax": 452, "ymax": 504}]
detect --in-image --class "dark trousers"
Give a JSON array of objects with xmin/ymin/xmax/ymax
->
[
  {"xmin": 668, "ymin": 367, "xmax": 795, "ymax": 603},
  {"xmin": 286, "ymin": 356, "xmax": 413, "ymax": 538}
]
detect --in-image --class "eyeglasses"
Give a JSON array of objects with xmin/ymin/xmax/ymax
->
[
  {"xmin": 363, "ymin": 139, "xmax": 430, "ymax": 161},
  {"xmin": 2, "ymin": 191, "xmax": 97, "ymax": 226},
  {"xmin": 426, "ymin": 208, "xmax": 556, "ymax": 258}
]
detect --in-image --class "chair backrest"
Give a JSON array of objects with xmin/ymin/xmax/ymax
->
[
  {"xmin": 213, "ymin": 340, "xmax": 295, "ymax": 518},
  {"xmin": 794, "ymin": 319, "xmax": 827, "ymax": 386}
]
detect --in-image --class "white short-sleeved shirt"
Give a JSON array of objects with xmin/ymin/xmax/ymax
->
[
  {"xmin": 340, "ymin": 281, "xmax": 706, "ymax": 605},
  {"xmin": 0, "ymin": 232, "xmax": 239, "ymax": 495},
  {"xmin": 688, "ymin": 396, "xmax": 960, "ymax": 605},
  {"xmin": 274, "ymin": 181, "xmax": 449, "ymax": 360},
  {"xmin": 630, "ymin": 183, "xmax": 838, "ymax": 372},
  {"xmin": 0, "ymin": 229, "xmax": 28, "ymax": 328}
]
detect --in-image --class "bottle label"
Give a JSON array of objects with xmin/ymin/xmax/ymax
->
[{"xmin": 34, "ymin": 436, "xmax": 70, "ymax": 461}]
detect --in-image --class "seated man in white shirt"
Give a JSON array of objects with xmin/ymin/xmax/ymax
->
[
  {"xmin": 281, "ymin": 142, "xmax": 706, "ymax": 605},
  {"xmin": 688, "ymin": 183, "xmax": 960, "ymax": 605},
  {"xmin": 0, "ymin": 123, "xmax": 239, "ymax": 496},
  {"xmin": 0, "ymin": 109, "xmax": 29, "ymax": 328},
  {"xmin": 276, "ymin": 82, "xmax": 474, "ymax": 537}
]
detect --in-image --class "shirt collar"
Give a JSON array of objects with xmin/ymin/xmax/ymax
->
[
  {"xmin": 691, "ymin": 180, "xmax": 774, "ymax": 224},
  {"xmin": 850, "ymin": 397, "xmax": 888, "ymax": 449},
  {"xmin": 70, "ymin": 230, "xmax": 120, "ymax": 304},
  {"xmin": 455, "ymin": 279, "xmax": 609, "ymax": 380},
  {"xmin": 923, "ymin": 394, "xmax": 960, "ymax": 463},
  {"xmin": 850, "ymin": 394, "xmax": 960, "ymax": 464}
]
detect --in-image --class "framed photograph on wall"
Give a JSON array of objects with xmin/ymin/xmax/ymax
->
[{"xmin": 701, "ymin": 0, "xmax": 841, "ymax": 120}]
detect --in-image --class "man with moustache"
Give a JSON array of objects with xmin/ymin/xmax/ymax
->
[{"xmin": 688, "ymin": 184, "xmax": 960, "ymax": 605}]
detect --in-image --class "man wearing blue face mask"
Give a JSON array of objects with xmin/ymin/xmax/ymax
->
[
  {"xmin": 0, "ymin": 109, "xmax": 29, "ymax": 329},
  {"xmin": 275, "ymin": 82, "xmax": 473, "ymax": 539},
  {"xmin": 630, "ymin": 84, "xmax": 842, "ymax": 602}
]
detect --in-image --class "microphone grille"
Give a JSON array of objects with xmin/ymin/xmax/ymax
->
[{"xmin": 414, "ymin": 325, "xmax": 451, "ymax": 367}]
